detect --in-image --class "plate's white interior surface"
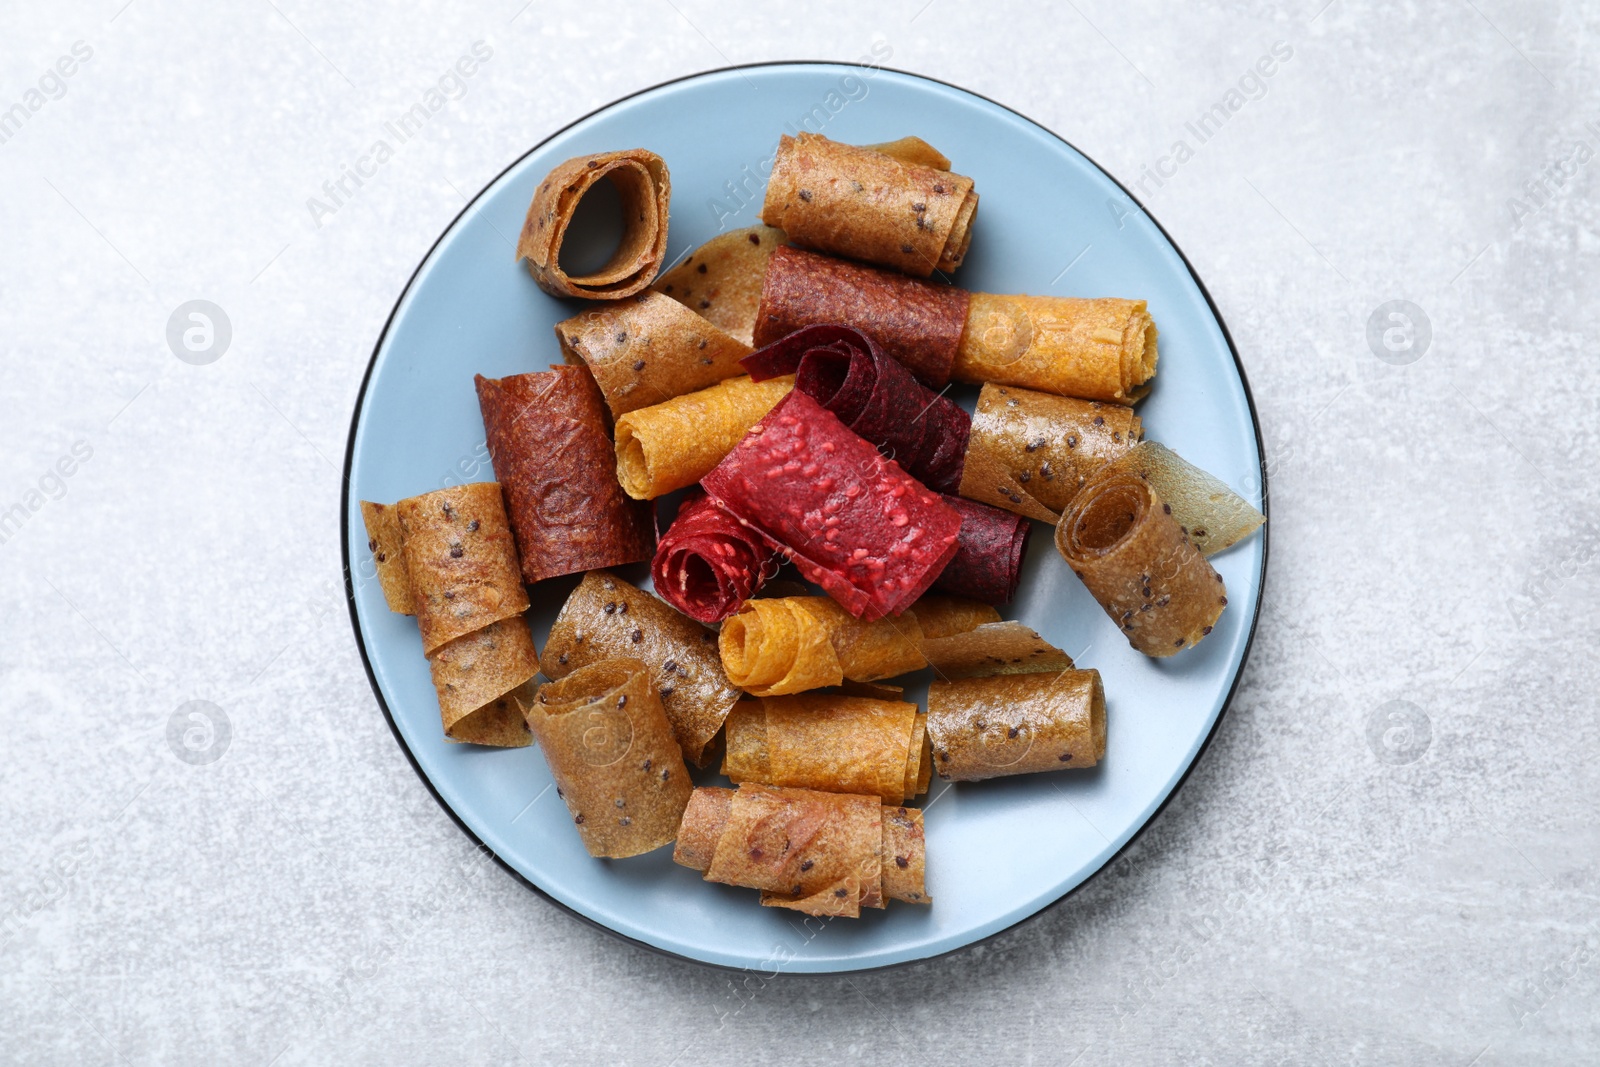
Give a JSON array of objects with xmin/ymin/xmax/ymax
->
[{"xmin": 344, "ymin": 64, "xmax": 1265, "ymax": 973}]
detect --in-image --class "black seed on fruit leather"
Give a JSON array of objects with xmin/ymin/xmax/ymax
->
[
  {"xmin": 467, "ymin": 520, "xmax": 479, "ymax": 531},
  {"xmin": 798, "ymin": 189, "xmax": 812, "ymax": 202},
  {"xmin": 896, "ymin": 856, "xmax": 909, "ymax": 868},
  {"xmin": 800, "ymin": 859, "xmax": 813, "ymax": 872},
  {"xmin": 697, "ymin": 263, "xmax": 708, "ymax": 273},
  {"xmin": 633, "ymin": 360, "xmax": 646, "ymax": 371},
  {"xmin": 604, "ymin": 602, "xmax": 616, "ymax": 614},
  {"xmin": 1059, "ymin": 753, "xmax": 1072, "ymax": 762},
  {"xmin": 449, "ymin": 544, "xmax": 464, "ymax": 558},
  {"xmin": 617, "ymin": 695, "xmax": 627, "ymax": 708}
]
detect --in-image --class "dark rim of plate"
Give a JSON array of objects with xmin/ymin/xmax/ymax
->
[{"xmin": 340, "ymin": 60, "xmax": 1271, "ymax": 978}]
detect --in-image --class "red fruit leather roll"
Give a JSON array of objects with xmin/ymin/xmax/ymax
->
[
  {"xmin": 752, "ymin": 246, "xmax": 970, "ymax": 389},
  {"xmin": 741, "ymin": 324, "xmax": 971, "ymax": 494},
  {"xmin": 930, "ymin": 494, "xmax": 1031, "ymax": 606},
  {"xmin": 475, "ymin": 368, "xmax": 655, "ymax": 584},
  {"xmin": 651, "ymin": 489, "xmax": 780, "ymax": 623},
  {"xmin": 701, "ymin": 390, "xmax": 962, "ymax": 621}
]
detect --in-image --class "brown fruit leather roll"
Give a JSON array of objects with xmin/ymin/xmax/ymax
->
[
  {"xmin": 1056, "ymin": 466, "xmax": 1226, "ymax": 656},
  {"xmin": 653, "ymin": 225, "xmax": 786, "ymax": 346},
  {"xmin": 760, "ymin": 133, "xmax": 978, "ymax": 277},
  {"xmin": 954, "ymin": 293, "xmax": 1158, "ymax": 405},
  {"xmin": 753, "ymin": 246, "xmax": 970, "ymax": 388},
  {"xmin": 927, "ymin": 670, "xmax": 1106, "ymax": 782},
  {"xmin": 555, "ymin": 291, "xmax": 752, "ymax": 419},
  {"xmin": 359, "ymin": 500, "xmax": 414, "ymax": 614},
  {"xmin": 361, "ymin": 484, "xmax": 535, "ymax": 747},
  {"xmin": 516, "ymin": 148, "xmax": 670, "ymax": 299},
  {"xmin": 673, "ymin": 785, "xmax": 929, "ymax": 910},
  {"xmin": 394, "ymin": 483, "xmax": 530, "ymax": 656},
  {"xmin": 475, "ymin": 368, "xmax": 655, "ymax": 584},
  {"xmin": 527, "ymin": 657, "xmax": 692, "ymax": 858},
  {"xmin": 543, "ymin": 571, "xmax": 739, "ymax": 766},
  {"xmin": 427, "ymin": 618, "xmax": 540, "ymax": 748},
  {"xmin": 721, "ymin": 694, "xmax": 924, "ymax": 803},
  {"xmin": 958, "ymin": 383, "xmax": 1143, "ymax": 522}
]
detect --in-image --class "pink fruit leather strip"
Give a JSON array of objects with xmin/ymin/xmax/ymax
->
[
  {"xmin": 741, "ymin": 324, "xmax": 971, "ymax": 494},
  {"xmin": 701, "ymin": 391, "xmax": 962, "ymax": 621},
  {"xmin": 651, "ymin": 489, "xmax": 780, "ymax": 623}
]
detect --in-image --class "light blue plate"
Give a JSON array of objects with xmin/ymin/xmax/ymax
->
[{"xmin": 342, "ymin": 63, "xmax": 1267, "ymax": 974}]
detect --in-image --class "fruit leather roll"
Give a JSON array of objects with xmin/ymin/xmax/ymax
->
[
  {"xmin": 1056, "ymin": 463, "xmax": 1225, "ymax": 656},
  {"xmin": 927, "ymin": 669, "xmax": 1106, "ymax": 782},
  {"xmin": 543, "ymin": 571, "xmax": 739, "ymax": 766},
  {"xmin": 719, "ymin": 594, "xmax": 999, "ymax": 696},
  {"xmin": 955, "ymin": 293, "xmax": 1158, "ymax": 404},
  {"xmin": 929, "ymin": 495, "xmax": 1031, "ymax": 606},
  {"xmin": 722, "ymin": 694, "xmax": 926, "ymax": 803},
  {"xmin": 702, "ymin": 390, "xmax": 963, "ymax": 621},
  {"xmin": 753, "ymin": 246, "xmax": 969, "ymax": 388},
  {"xmin": 654, "ymin": 225, "xmax": 786, "ymax": 346},
  {"xmin": 526, "ymin": 657, "xmax": 692, "ymax": 858},
  {"xmin": 651, "ymin": 489, "xmax": 781, "ymax": 623},
  {"xmin": 392, "ymin": 484, "xmax": 529, "ymax": 655},
  {"xmin": 359, "ymin": 486, "xmax": 536, "ymax": 748},
  {"xmin": 741, "ymin": 323, "xmax": 970, "ymax": 493},
  {"xmin": 516, "ymin": 148, "xmax": 670, "ymax": 300},
  {"xmin": 555, "ymin": 291, "xmax": 753, "ymax": 419},
  {"xmin": 761, "ymin": 132, "xmax": 978, "ymax": 277},
  {"xmin": 1093, "ymin": 441, "xmax": 1265, "ymax": 557},
  {"xmin": 476, "ymin": 367, "xmax": 655, "ymax": 584},
  {"xmin": 959, "ymin": 383, "xmax": 1143, "ymax": 522},
  {"xmin": 613, "ymin": 374, "xmax": 794, "ymax": 500},
  {"xmin": 674, "ymin": 784, "xmax": 929, "ymax": 915}
]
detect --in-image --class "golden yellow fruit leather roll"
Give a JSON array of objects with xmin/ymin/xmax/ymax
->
[
  {"xmin": 954, "ymin": 293, "xmax": 1158, "ymax": 404},
  {"xmin": 721, "ymin": 695, "xmax": 925, "ymax": 803},
  {"xmin": 517, "ymin": 148, "xmax": 670, "ymax": 300},
  {"xmin": 556, "ymin": 291, "xmax": 753, "ymax": 419},
  {"xmin": 718, "ymin": 595, "xmax": 1000, "ymax": 697},
  {"xmin": 359, "ymin": 484, "xmax": 536, "ymax": 748},
  {"xmin": 958, "ymin": 383, "xmax": 1143, "ymax": 522},
  {"xmin": 761, "ymin": 132, "xmax": 978, "ymax": 277},
  {"xmin": 613, "ymin": 374, "xmax": 794, "ymax": 499},
  {"xmin": 542, "ymin": 571, "xmax": 741, "ymax": 767},
  {"xmin": 672, "ymin": 785, "xmax": 927, "ymax": 916},
  {"xmin": 928, "ymin": 670, "xmax": 1106, "ymax": 782},
  {"xmin": 525, "ymin": 658, "xmax": 692, "ymax": 858},
  {"xmin": 1056, "ymin": 463, "xmax": 1225, "ymax": 656}
]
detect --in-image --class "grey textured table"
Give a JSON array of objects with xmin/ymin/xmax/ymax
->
[{"xmin": 2, "ymin": 1, "xmax": 1595, "ymax": 1063}]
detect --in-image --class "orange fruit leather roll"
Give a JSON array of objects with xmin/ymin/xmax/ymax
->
[
  {"xmin": 954, "ymin": 292, "xmax": 1158, "ymax": 405},
  {"xmin": 721, "ymin": 694, "xmax": 925, "ymax": 803},
  {"xmin": 958, "ymin": 383, "xmax": 1143, "ymax": 522},
  {"xmin": 543, "ymin": 571, "xmax": 742, "ymax": 767},
  {"xmin": 555, "ymin": 291, "xmax": 753, "ymax": 420},
  {"xmin": 525, "ymin": 658, "xmax": 692, "ymax": 859},
  {"xmin": 927, "ymin": 670, "xmax": 1107, "ymax": 783},
  {"xmin": 516, "ymin": 148, "xmax": 670, "ymax": 300},
  {"xmin": 1056, "ymin": 465, "xmax": 1226, "ymax": 656},
  {"xmin": 718, "ymin": 595, "xmax": 1000, "ymax": 697},
  {"xmin": 358, "ymin": 484, "xmax": 536, "ymax": 748},
  {"xmin": 761, "ymin": 133, "xmax": 977, "ymax": 277},
  {"xmin": 673, "ymin": 784, "xmax": 930, "ymax": 916},
  {"xmin": 613, "ymin": 374, "xmax": 794, "ymax": 499}
]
